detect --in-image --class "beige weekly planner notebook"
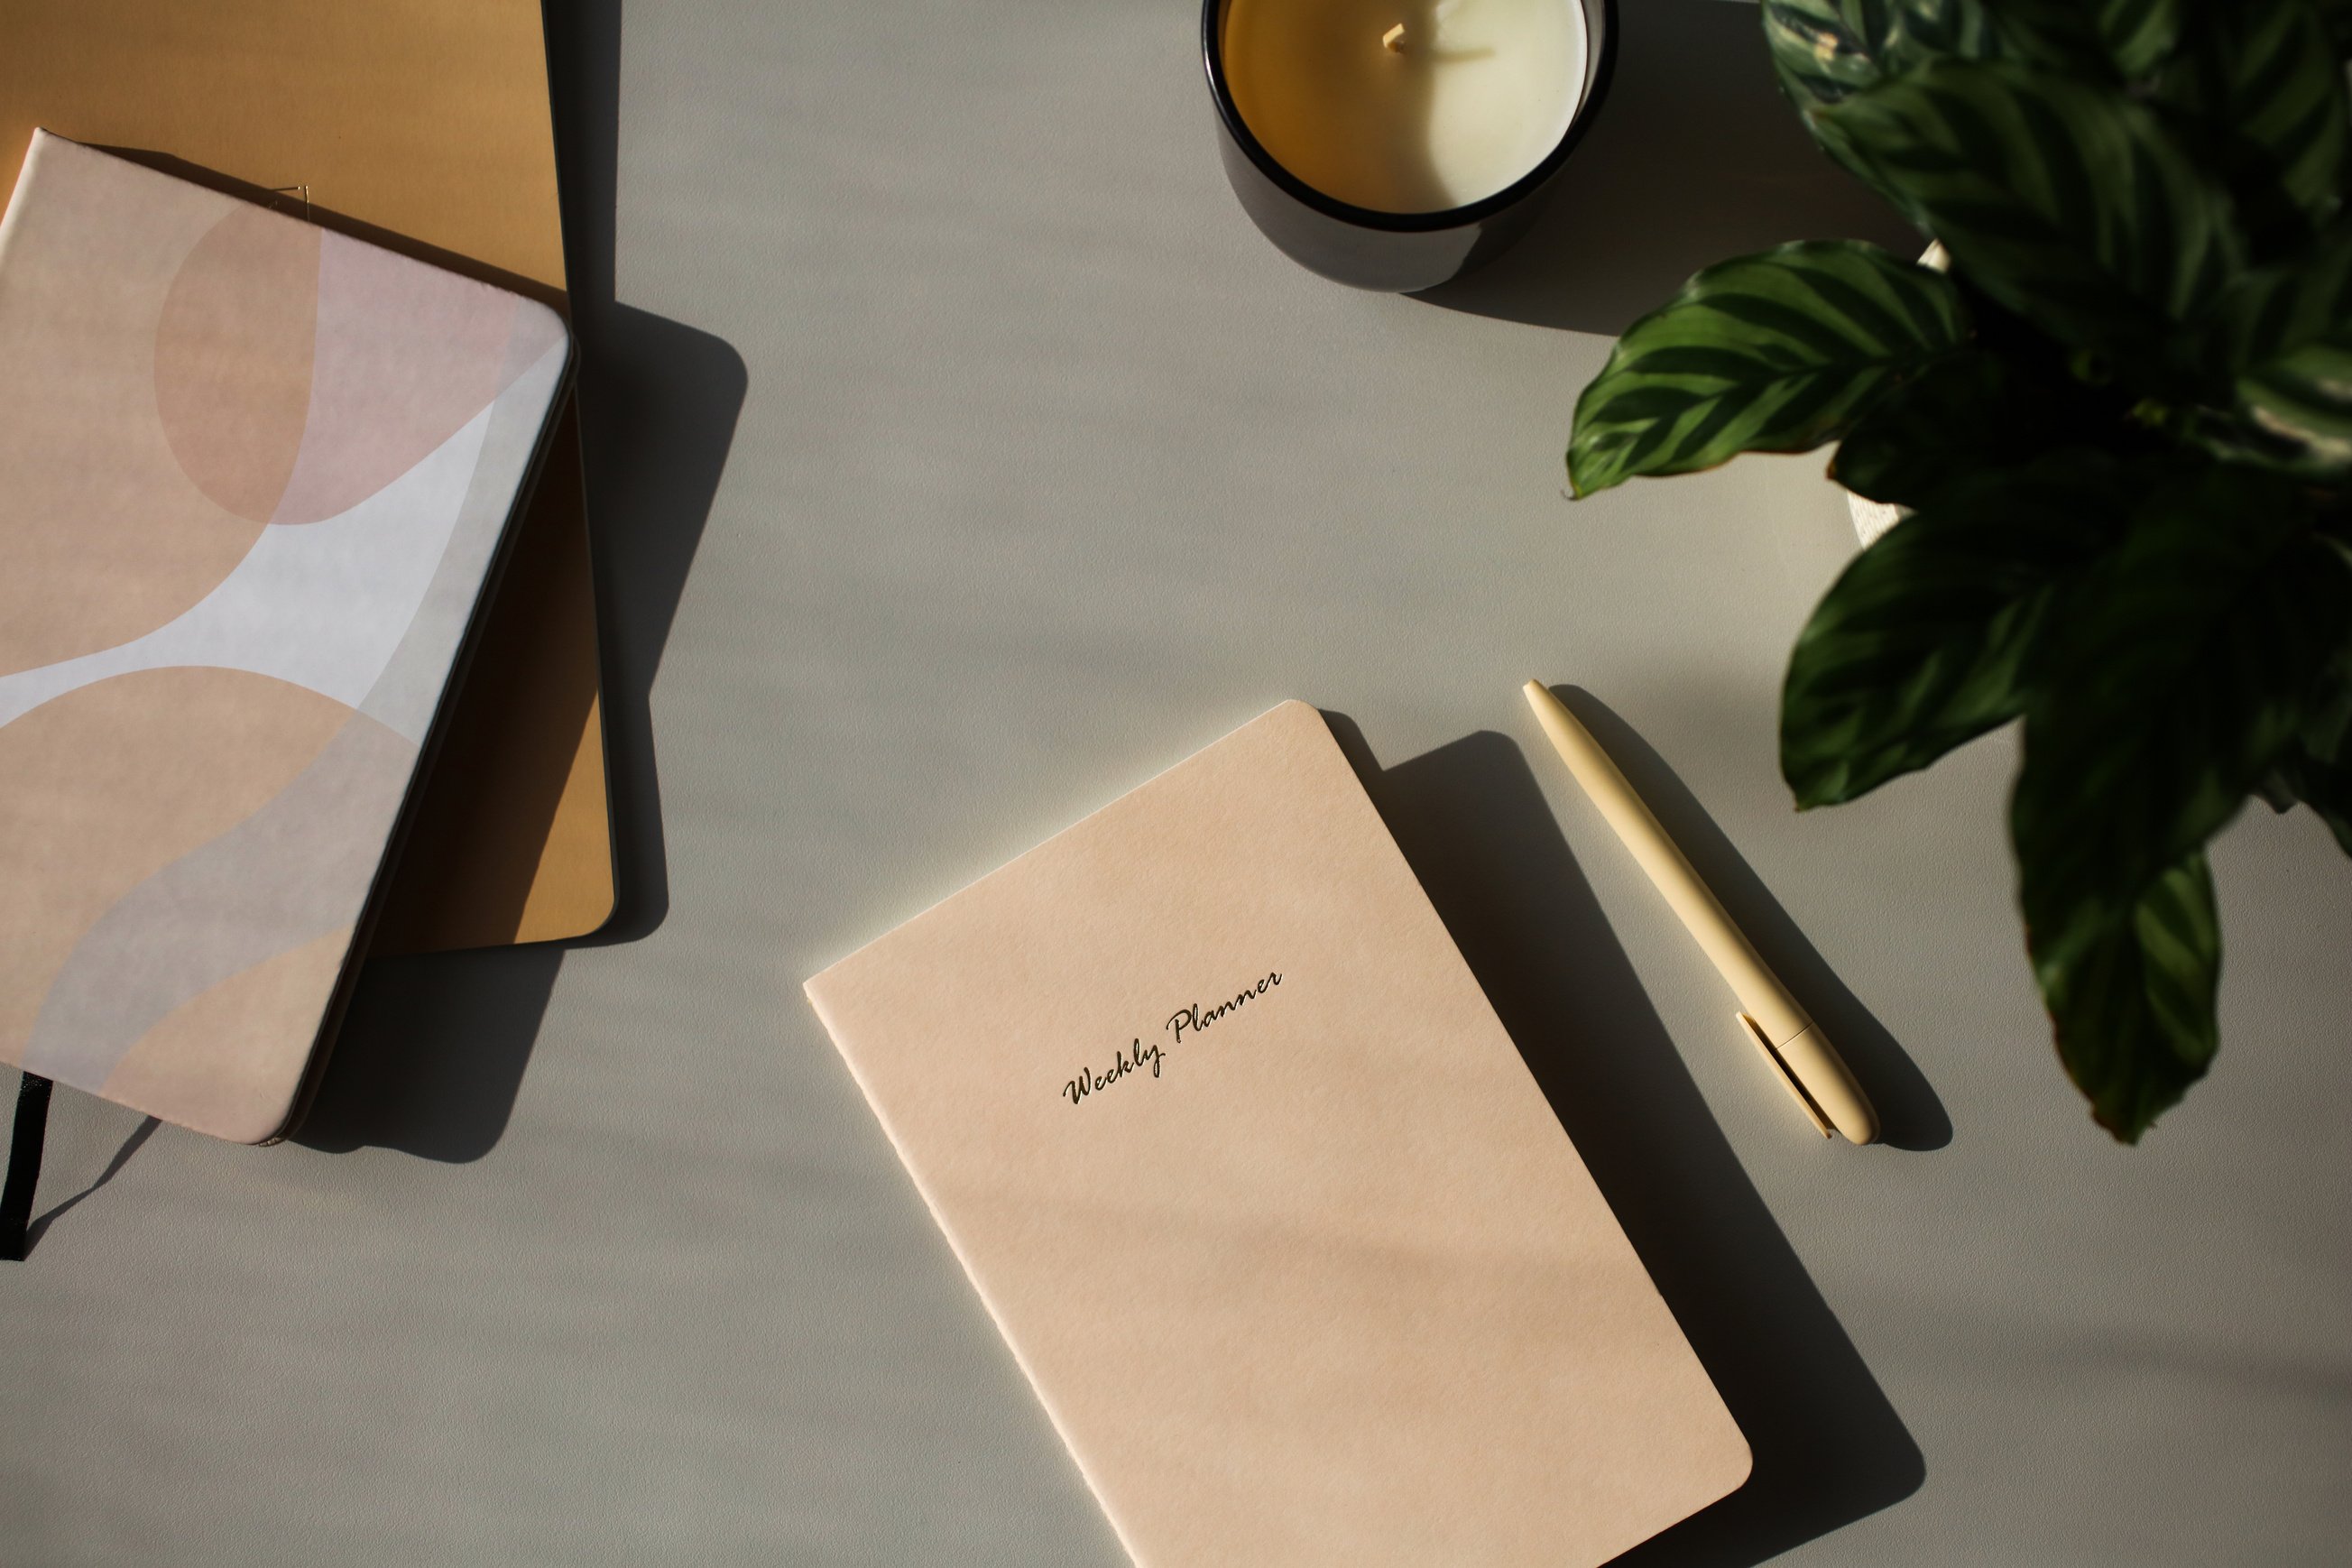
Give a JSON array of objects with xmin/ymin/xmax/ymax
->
[
  {"xmin": 0, "ymin": 133, "xmax": 569, "ymax": 1142},
  {"xmin": 804, "ymin": 702, "xmax": 1750, "ymax": 1567}
]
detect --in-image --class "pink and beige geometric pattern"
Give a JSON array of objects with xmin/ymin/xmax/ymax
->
[{"xmin": 0, "ymin": 132, "xmax": 568, "ymax": 1142}]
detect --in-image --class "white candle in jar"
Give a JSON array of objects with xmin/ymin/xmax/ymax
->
[{"xmin": 1222, "ymin": 0, "xmax": 1590, "ymax": 215}]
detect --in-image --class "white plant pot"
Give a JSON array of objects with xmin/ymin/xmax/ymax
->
[{"xmin": 1848, "ymin": 492, "xmax": 1907, "ymax": 547}]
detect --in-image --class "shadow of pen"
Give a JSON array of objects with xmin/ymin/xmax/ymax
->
[{"xmin": 1549, "ymin": 687, "xmax": 1951, "ymax": 1152}]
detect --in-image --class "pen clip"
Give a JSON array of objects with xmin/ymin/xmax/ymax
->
[{"xmin": 1738, "ymin": 1012, "xmax": 1833, "ymax": 1139}]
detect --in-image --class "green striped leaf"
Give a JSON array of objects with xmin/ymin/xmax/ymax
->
[
  {"xmin": 1811, "ymin": 61, "xmax": 2245, "ymax": 355},
  {"xmin": 1830, "ymin": 352, "xmax": 2088, "ymax": 504},
  {"xmin": 2011, "ymin": 468, "xmax": 2352, "ymax": 979},
  {"xmin": 1762, "ymin": 0, "xmax": 2102, "ymax": 113},
  {"xmin": 2274, "ymin": 746, "xmax": 2352, "ymax": 854},
  {"xmin": 2095, "ymin": 0, "xmax": 2191, "ymax": 78},
  {"xmin": 2033, "ymin": 848, "xmax": 2221, "ymax": 1142},
  {"xmin": 1567, "ymin": 242, "xmax": 1969, "ymax": 496},
  {"xmin": 1764, "ymin": 0, "xmax": 1998, "ymax": 112},
  {"xmin": 2268, "ymin": 636, "xmax": 2352, "ymax": 855},
  {"xmin": 1760, "ymin": 1, "xmax": 2107, "ymax": 199},
  {"xmin": 2156, "ymin": 0, "xmax": 2351, "ymax": 242},
  {"xmin": 2319, "ymin": 0, "xmax": 2352, "ymax": 54},
  {"xmin": 1781, "ymin": 457, "xmax": 2122, "ymax": 807},
  {"xmin": 2191, "ymin": 222, "xmax": 2352, "ymax": 475},
  {"xmin": 2199, "ymin": 219, "xmax": 2352, "ymax": 374},
  {"xmin": 2230, "ymin": 344, "xmax": 2352, "ymax": 477}
]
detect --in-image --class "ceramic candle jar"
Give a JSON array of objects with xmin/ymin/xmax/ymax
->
[{"xmin": 1204, "ymin": 0, "xmax": 1615, "ymax": 291}]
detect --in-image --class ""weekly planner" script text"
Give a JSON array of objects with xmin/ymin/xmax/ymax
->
[{"xmin": 1059, "ymin": 969, "xmax": 1284, "ymax": 1108}]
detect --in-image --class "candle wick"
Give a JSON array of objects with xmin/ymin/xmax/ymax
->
[{"xmin": 1382, "ymin": 22, "xmax": 1406, "ymax": 50}]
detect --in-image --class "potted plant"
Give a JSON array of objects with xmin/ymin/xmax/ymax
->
[{"xmin": 1565, "ymin": 0, "xmax": 2352, "ymax": 1140}]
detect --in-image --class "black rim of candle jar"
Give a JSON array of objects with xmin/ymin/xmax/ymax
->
[{"xmin": 1203, "ymin": 0, "xmax": 1619, "ymax": 235}]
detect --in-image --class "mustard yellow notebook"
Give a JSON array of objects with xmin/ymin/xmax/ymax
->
[
  {"xmin": 0, "ymin": 133, "xmax": 570, "ymax": 1142},
  {"xmin": 804, "ymin": 701, "xmax": 1749, "ymax": 1567}
]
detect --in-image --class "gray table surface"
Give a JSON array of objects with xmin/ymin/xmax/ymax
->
[{"xmin": 8, "ymin": 2, "xmax": 2349, "ymax": 1563}]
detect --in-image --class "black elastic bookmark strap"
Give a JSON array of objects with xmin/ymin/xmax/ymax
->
[{"xmin": 2, "ymin": 1072, "xmax": 52, "ymax": 1262}]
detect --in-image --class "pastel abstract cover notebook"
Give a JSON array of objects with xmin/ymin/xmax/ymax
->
[
  {"xmin": 0, "ymin": 132, "xmax": 569, "ymax": 1142},
  {"xmin": 804, "ymin": 702, "xmax": 1750, "ymax": 1567},
  {"xmin": 0, "ymin": 0, "xmax": 621, "ymax": 953}
]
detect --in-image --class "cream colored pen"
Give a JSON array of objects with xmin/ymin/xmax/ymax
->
[{"xmin": 1521, "ymin": 681, "xmax": 1880, "ymax": 1144}]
